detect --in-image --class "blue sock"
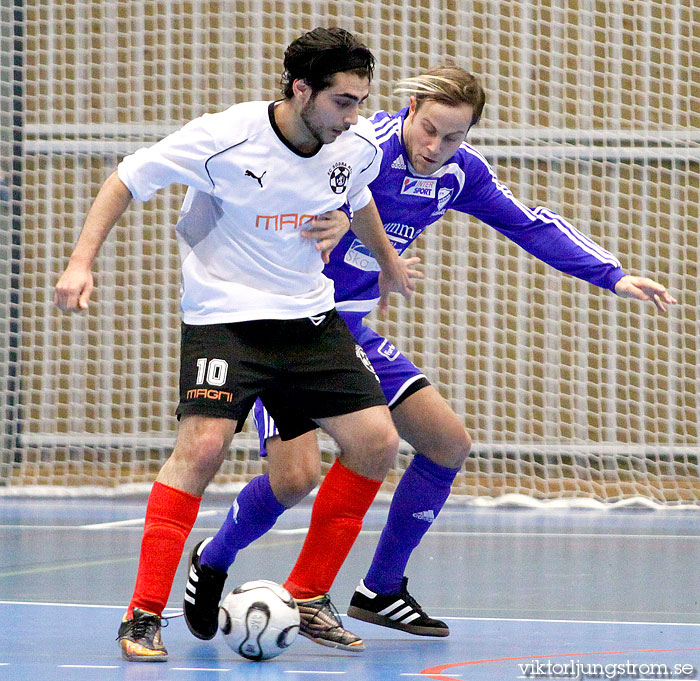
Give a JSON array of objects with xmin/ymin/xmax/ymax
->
[
  {"xmin": 201, "ymin": 473, "xmax": 286, "ymax": 573},
  {"xmin": 363, "ymin": 454, "xmax": 459, "ymax": 595}
]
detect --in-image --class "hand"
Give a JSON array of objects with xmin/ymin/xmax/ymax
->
[
  {"xmin": 377, "ymin": 255, "xmax": 424, "ymax": 315},
  {"xmin": 54, "ymin": 263, "xmax": 94, "ymax": 312},
  {"xmin": 300, "ymin": 209, "xmax": 351, "ymax": 264},
  {"xmin": 614, "ymin": 275, "xmax": 677, "ymax": 313}
]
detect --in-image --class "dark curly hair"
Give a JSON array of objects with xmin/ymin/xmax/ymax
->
[{"xmin": 281, "ymin": 27, "xmax": 375, "ymax": 99}]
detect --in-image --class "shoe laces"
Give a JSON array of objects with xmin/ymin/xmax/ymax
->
[
  {"xmin": 306, "ymin": 595, "xmax": 344, "ymax": 631},
  {"xmin": 399, "ymin": 580, "xmax": 427, "ymax": 617},
  {"xmin": 120, "ymin": 612, "xmax": 169, "ymax": 642}
]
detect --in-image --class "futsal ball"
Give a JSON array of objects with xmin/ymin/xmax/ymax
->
[{"xmin": 218, "ymin": 580, "xmax": 300, "ymax": 661}]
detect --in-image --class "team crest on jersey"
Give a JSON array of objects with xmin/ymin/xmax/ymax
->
[
  {"xmin": 328, "ymin": 162, "xmax": 351, "ymax": 194},
  {"xmin": 355, "ymin": 344, "xmax": 380, "ymax": 382},
  {"xmin": 400, "ymin": 177, "xmax": 437, "ymax": 198},
  {"xmin": 437, "ymin": 187, "xmax": 453, "ymax": 211},
  {"xmin": 377, "ymin": 339, "xmax": 401, "ymax": 362},
  {"xmin": 431, "ymin": 188, "xmax": 454, "ymax": 216},
  {"xmin": 391, "ymin": 155, "xmax": 407, "ymax": 170}
]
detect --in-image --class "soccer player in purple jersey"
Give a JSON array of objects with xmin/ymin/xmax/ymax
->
[{"xmin": 184, "ymin": 65, "xmax": 676, "ymax": 650}]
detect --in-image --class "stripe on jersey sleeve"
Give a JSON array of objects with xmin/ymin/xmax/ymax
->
[
  {"xmin": 431, "ymin": 161, "xmax": 467, "ymax": 194},
  {"xmin": 532, "ymin": 206, "xmax": 622, "ymax": 267},
  {"xmin": 459, "ymin": 144, "xmax": 538, "ymax": 221},
  {"xmin": 372, "ymin": 112, "xmax": 398, "ymax": 137},
  {"xmin": 375, "ymin": 118, "xmax": 402, "ymax": 145},
  {"xmin": 459, "ymin": 144, "xmax": 621, "ymax": 266}
]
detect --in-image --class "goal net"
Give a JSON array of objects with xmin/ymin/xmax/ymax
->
[{"xmin": 1, "ymin": 1, "xmax": 698, "ymax": 505}]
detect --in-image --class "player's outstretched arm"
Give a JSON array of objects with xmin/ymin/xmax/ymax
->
[
  {"xmin": 54, "ymin": 171, "xmax": 133, "ymax": 312},
  {"xmin": 351, "ymin": 199, "xmax": 423, "ymax": 305},
  {"xmin": 613, "ymin": 274, "xmax": 677, "ymax": 313},
  {"xmin": 299, "ymin": 209, "xmax": 350, "ymax": 264}
]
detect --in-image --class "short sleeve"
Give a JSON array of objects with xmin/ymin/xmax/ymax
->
[{"xmin": 117, "ymin": 116, "xmax": 218, "ymax": 202}]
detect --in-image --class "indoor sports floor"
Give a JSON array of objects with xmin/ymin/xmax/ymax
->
[{"xmin": 2, "ymin": 496, "xmax": 700, "ymax": 680}]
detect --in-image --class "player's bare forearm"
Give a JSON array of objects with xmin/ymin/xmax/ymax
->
[
  {"xmin": 350, "ymin": 199, "xmax": 423, "ymax": 302},
  {"xmin": 68, "ymin": 171, "xmax": 133, "ymax": 268},
  {"xmin": 54, "ymin": 171, "xmax": 133, "ymax": 312},
  {"xmin": 613, "ymin": 274, "xmax": 677, "ymax": 313}
]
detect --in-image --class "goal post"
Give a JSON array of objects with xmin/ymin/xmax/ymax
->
[{"xmin": 2, "ymin": 1, "xmax": 699, "ymax": 505}]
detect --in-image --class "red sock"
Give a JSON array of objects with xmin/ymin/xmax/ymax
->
[
  {"xmin": 284, "ymin": 460, "xmax": 381, "ymax": 599},
  {"xmin": 127, "ymin": 481, "xmax": 201, "ymax": 617}
]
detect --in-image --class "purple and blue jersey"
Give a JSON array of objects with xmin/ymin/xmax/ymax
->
[
  {"xmin": 328, "ymin": 106, "xmax": 625, "ymax": 318},
  {"xmin": 254, "ymin": 107, "xmax": 627, "ymax": 446}
]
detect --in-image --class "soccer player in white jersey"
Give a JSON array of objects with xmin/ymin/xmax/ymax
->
[
  {"xmin": 184, "ymin": 65, "xmax": 677, "ymax": 649},
  {"xmin": 54, "ymin": 27, "xmax": 422, "ymax": 662}
]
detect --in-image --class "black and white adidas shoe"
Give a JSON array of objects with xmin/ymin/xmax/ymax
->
[
  {"xmin": 183, "ymin": 537, "xmax": 228, "ymax": 640},
  {"xmin": 347, "ymin": 578, "xmax": 449, "ymax": 637}
]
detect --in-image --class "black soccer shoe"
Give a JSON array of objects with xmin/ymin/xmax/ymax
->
[
  {"xmin": 117, "ymin": 608, "xmax": 168, "ymax": 662},
  {"xmin": 183, "ymin": 537, "xmax": 228, "ymax": 640},
  {"xmin": 347, "ymin": 578, "xmax": 450, "ymax": 637}
]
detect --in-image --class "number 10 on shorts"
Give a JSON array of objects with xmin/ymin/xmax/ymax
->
[{"xmin": 196, "ymin": 358, "xmax": 229, "ymax": 387}]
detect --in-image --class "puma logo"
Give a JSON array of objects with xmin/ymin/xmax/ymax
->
[{"xmin": 245, "ymin": 169, "xmax": 266, "ymax": 188}]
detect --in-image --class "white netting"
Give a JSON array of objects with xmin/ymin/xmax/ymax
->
[{"xmin": 1, "ymin": 1, "xmax": 699, "ymax": 503}]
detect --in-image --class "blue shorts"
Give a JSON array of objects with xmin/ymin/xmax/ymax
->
[{"xmin": 253, "ymin": 313, "xmax": 429, "ymax": 454}]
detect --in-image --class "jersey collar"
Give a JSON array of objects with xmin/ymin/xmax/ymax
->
[{"xmin": 268, "ymin": 101, "xmax": 323, "ymax": 158}]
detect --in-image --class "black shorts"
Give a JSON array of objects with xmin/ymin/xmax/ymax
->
[{"xmin": 176, "ymin": 309, "xmax": 386, "ymax": 440}]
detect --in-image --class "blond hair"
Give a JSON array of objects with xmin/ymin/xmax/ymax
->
[{"xmin": 395, "ymin": 65, "xmax": 485, "ymax": 127}]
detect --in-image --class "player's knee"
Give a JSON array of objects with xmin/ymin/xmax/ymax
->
[
  {"xmin": 424, "ymin": 427, "xmax": 471, "ymax": 470},
  {"xmin": 441, "ymin": 427, "xmax": 471, "ymax": 469},
  {"xmin": 266, "ymin": 432, "xmax": 321, "ymax": 506},
  {"xmin": 355, "ymin": 422, "xmax": 399, "ymax": 479},
  {"xmin": 273, "ymin": 464, "xmax": 320, "ymax": 507},
  {"xmin": 292, "ymin": 465, "xmax": 321, "ymax": 497},
  {"xmin": 188, "ymin": 430, "xmax": 229, "ymax": 476}
]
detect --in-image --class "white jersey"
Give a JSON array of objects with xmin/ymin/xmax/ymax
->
[{"xmin": 118, "ymin": 100, "xmax": 381, "ymax": 324}]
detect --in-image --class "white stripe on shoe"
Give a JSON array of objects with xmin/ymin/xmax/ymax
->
[
  {"xmin": 389, "ymin": 605, "xmax": 413, "ymax": 621},
  {"xmin": 378, "ymin": 601, "xmax": 404, "ymax": 616}
]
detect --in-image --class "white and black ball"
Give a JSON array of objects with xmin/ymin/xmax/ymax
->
[{"xmin": 218, "ymin": 580, "xmax": 300, "ymax": 661}]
